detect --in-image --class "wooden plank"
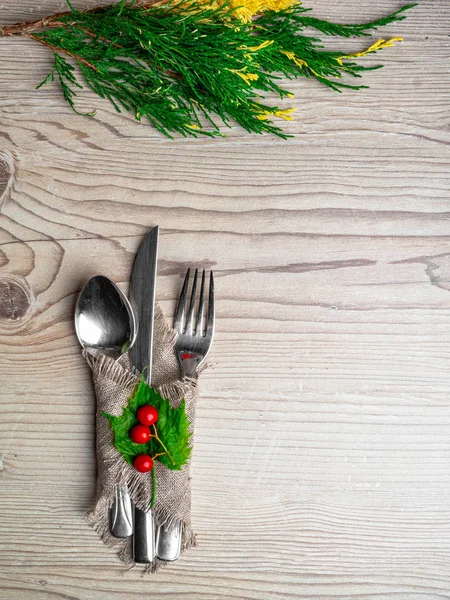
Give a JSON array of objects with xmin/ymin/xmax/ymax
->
[{"xmin": 1, "ymin": 0, "xmax": 450, "ymax": 598}]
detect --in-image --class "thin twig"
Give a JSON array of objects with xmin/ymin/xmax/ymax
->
[
  {"xmin": 75, "ymin": 24, "xmax": 125, "ymax": 49},
  {"xmin": 150, "ymin": 467, "xmax": 157, "ymax": 508},
  {"xmin": 0, "ymin": 14, "xmax": 68, "ymax": 37},
  {"xmin": 27, "ymin": 34, "xmax": 99, "ymax": 71},
  {"xmin": 152, "ymin": 425, "xmax": 175, "ymax": 466}
]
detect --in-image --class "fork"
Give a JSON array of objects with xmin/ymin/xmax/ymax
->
[
  {"xmin": 155, "ymin": 268, "xmax": 215, "ymax": 562},
  {"xmin": 174, "ymin": 268, "xmax": 215, "ymax": 378}
]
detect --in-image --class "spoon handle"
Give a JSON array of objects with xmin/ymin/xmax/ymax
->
[{"xmin": 110, "ymin": 485, "xmax": 133, "ymax": 538}]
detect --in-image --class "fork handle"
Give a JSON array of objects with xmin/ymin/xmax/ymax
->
[
  {"xmin": 155, "ymin": 351, "xmax": 199, "ymax": 562},
  {"xmin": 178, "ymin": 352, "xmax": 200, "ymax": 378}
]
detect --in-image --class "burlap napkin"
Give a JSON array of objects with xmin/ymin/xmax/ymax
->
[{"xmin": 85, "ymin": 305, "xmax": 197, "ymax": 571}]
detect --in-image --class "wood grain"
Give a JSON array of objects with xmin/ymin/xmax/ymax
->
[{"xmin": 1, "ymin": 0, "xmax": 450, "ymax": 598}]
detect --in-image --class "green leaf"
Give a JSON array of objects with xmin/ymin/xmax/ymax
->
[{"xmin": 102, "ymin": 379, "xmax": 192, "ymax": 470}]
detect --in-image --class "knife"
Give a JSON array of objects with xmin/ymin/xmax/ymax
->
[{"xmin": 129, "ymin": 225, "xmax": 159, "ymax": 564}]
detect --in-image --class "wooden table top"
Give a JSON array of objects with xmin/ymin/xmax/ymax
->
[{"xmin": 1, "ymin": 1, "xmax": 449, "ymax": 598}]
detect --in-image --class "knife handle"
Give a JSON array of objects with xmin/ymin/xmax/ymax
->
[{"xmin": 134, "ymin": 507, "xmax": 156, "ymax": 563}]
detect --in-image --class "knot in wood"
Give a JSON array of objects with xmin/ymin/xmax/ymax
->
[
  {"xmin": 0, "ymin": 276, "xmax": 31, "ymax": 323},
  {"xmin": 0, "ymin": 150, "xmax": 14, "ymax": 206}
]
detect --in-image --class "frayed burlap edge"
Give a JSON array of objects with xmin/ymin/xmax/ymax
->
[{"xmin": 84, "ymin": 304, "xmax": 198, "ymax": 570}]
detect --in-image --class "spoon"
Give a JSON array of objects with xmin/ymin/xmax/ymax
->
[
  {"xmin": 75, "ymin": 275, "xmax": 136, "ymax": 360},
  {"xmin": 75, "ymin": 275, "xmax": 136, "ymax": 539}
]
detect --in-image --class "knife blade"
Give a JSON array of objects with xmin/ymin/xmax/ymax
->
[
  {"xmin": 130, "ymin": 225, "xmax": 159, "ymax": 386},
  {"xmin": 130, "ymin": 225, "xmax": 159, "ymax": 564}
]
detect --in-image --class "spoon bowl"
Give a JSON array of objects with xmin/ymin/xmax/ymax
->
[{"xmin": 75, "ymin": 275, "xmax": 136, "ymax": 360}]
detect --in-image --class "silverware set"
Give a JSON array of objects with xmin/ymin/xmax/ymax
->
[{"xmin": 75, "ymin": 226, "xmax": 215, "ymax": 564}]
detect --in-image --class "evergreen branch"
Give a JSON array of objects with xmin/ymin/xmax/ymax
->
[
  {"xmin": 37, "ymin": 52, "xmax": 96, "ymax": 116},
  {"xmin": 294, "ymin": 4, "xmax": 418, "ymax": 38},
  {"xmin": 0, "ymin": 0, "xmax": 416, "ymax": 138}
]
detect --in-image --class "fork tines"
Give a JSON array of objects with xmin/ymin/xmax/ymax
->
[{"xmin": 174, "ymin": 268, "xmax": 214, "ymax": 338}]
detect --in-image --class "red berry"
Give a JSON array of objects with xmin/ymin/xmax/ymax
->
[
  {"xmin": 137, "ymin": 405, "xmax": 159, "ymax": 427},
  {"xmin": 134, "ymin": 454, "xmax": 153, "ymax": 473},
  {"xmin": 130, "ymin": 424, "xmax": 150, "ymax": 444}
]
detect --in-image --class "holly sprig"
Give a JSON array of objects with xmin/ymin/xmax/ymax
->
[{"xmin": 102, "ymin": 379, "xmax": 191, "ymax": 504}]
